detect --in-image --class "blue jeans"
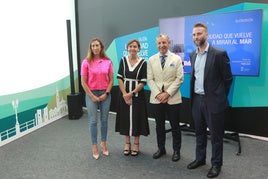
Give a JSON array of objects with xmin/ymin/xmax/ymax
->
[{"xmin": 85, "ymin": 90, "xmax": 111, "ymax": 145}]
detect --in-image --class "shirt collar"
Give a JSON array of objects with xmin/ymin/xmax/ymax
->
[
  {"xmin": 196, "ymin": 43, "xmax": 209, "ymax": 54},
  {"xmin": 159, "ymin": 50, "xmax": 169, "ymax": 57}
]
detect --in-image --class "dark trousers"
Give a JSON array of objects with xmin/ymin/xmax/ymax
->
[
  {"xmin": 192, "ymin": 94, "xmax": 225, "ymax": 167},
  {"xmin": 151, "ymin": 103, "xmax": 181, "ymax": 151}
]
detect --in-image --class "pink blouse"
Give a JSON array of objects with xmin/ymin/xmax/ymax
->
[{"xmin": 81, "ymin": 58, "xmax": 114, "ymax": 90}]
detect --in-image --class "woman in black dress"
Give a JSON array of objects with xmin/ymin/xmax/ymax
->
[{"xmin": 115, "ymin": 39, "xmax": 149, "ymax": 156}]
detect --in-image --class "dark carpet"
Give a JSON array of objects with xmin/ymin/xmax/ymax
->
[{"xmin": 0, "ymin": 110, "xmax": 267, "ymax": 179}]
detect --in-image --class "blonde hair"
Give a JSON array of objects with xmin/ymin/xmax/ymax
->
[{"xmin": 85, "ymin": 38, "xmax": 109, "ymax": 64}]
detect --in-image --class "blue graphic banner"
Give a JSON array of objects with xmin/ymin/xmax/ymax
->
[
  {"xmin": 114, "ymin": 27, "xmax": 159, "ymax": 90},
  {"xmin": 160, "ymin": 9, "xmax": 263, "ymax": 76},
  {"xmin": 115, "ymin": 27, "xmax": 159, "ymax": 63}
]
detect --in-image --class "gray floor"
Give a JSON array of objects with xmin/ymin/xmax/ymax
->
[{"xmin": 0, "ymin": 111, "xmax": 268, "ymax": 179}]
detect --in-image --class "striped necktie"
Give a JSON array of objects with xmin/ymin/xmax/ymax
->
[{"xmin": 161, "ymin": 55, "xmax": 167, "ymax": 68}]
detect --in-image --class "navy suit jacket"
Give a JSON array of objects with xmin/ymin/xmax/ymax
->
[{"xmin": 190, "ymin": 45, "xmax": 233, "ymax": 113}]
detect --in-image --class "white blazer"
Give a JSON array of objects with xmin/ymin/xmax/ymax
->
[{"xmin": 147, "ymin": 51, "xmax": 184, "ymax": 104}]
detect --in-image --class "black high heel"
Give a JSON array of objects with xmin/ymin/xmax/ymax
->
[
  {"xmin": 124, "ymin": 142, "xmax": 131, "ymax": 156},
  {"xmin": 131, "ymin": 143, "xmax": 139, "ymax": 156}
]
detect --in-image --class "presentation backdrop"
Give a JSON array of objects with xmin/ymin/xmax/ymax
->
[
  {"xmin": 106, "ymin": 3, "xmax": 268, "ymax": 108},
  {"xmin": 159, "ymin": 9, "xmax": 262, "ymax": 76},
  {"xmin": 0, "ymin": 0, "xmax": 78, "ymax": 147},
  {"xmin": 210, "ymin": 3, "xmax": 268, "ymax": 107}
]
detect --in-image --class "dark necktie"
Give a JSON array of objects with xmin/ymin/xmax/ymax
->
[{"xmin": 161, "ymin": 55, "xmax": 166, "ymax": 69}]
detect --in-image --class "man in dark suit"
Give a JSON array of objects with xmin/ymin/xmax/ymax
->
[{"xmin": 187, "ymin": 23, "xmax": 233, "ymax": 178}]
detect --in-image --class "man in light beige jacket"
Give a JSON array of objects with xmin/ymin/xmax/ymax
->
[{"xmin": 147, "ymin": 34, "xmax": 184, "ymax": 162}]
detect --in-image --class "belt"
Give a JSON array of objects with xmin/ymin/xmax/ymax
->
[{"xmin": 194, "ymin": 93, "xmax": 205, "ymax": 97}]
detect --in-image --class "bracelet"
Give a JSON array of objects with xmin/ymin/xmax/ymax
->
[
  {"xmin": 132, "ymin": 91, "xmax": 136, "ymax": 96},
  {"xmin": 106, "ymin": 92, "xmax": 110, "ymax": 96}
]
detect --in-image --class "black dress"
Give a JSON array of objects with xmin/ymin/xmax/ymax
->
[{"xmin": 115, "ymin": 56, "xmax": 150, "ymax": 136}]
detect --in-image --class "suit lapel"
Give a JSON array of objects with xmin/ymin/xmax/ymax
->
[
  {"xmin": 152, "ymin": 53, "xmax": 162, "ymax": 71},
  {"xmin": 163, "ymin": 52, "xmax": 173, "ymax": 70},
  {"xmin": 190, "ymin": 52, "xmax": 197, "ymax": 79},
  {"xmin": 204, "ymin": 46, "xmax": 214, "ymax": 79},
  {"xmin": 191, "ymin": 52, "xmax": 197, "ymax": 69}
]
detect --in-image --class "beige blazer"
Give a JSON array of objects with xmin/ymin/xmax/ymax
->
[{"xmin": 147, "ymin": 51, "xmax": 184, "ymax": 104}]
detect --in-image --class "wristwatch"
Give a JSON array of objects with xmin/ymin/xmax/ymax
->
[
  {"xmin": 132, "ymin": 91, "xmax": 136, "ymax": 96},
  {"xmin": 106, "ymin": 92, "xmax": 110, "ymax": 96}
]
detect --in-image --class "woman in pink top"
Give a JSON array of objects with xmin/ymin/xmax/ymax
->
[{"xmin": 81, "ymin": 38, "xmax": 114, "ymax": 160}]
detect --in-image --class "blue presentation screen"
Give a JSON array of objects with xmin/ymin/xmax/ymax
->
[{"xmin": 159, "ymin": 9, "xmax": 263, "ymax": 76}]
